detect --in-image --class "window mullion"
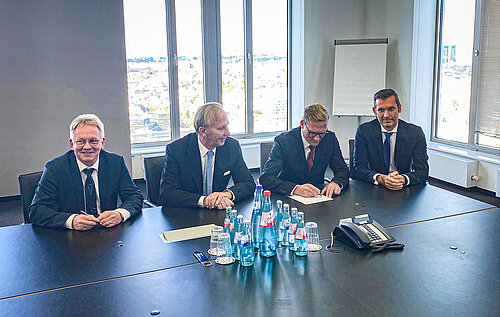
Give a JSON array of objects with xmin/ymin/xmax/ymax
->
[
  {"xmin": 202, "ymin": 0, "xmax": 222, "ymax": 103},
  {"xmin": 166, "ymin": 0, "xmax": 180, "ymax": 140},
  {"xmin": 244, "ymin": 0, "xmax": 253, "ymax": 135}
]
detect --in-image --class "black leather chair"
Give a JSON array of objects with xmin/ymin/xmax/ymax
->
[
  {"xmin": 143, "ymin": 154, "xmax": 165, "ymax": 207},
  {"xmin": 18, "ymin": 171, "xmax": 43, "ymax": 224},
  {"xmin": 260, "ymin": 141, "xmax": 274, "ymax": 174},
  {"xmin": 349, "ymin": 139, "xmax": 354, "ymax": 174}
]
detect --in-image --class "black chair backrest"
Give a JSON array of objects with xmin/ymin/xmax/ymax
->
[
  {"xmin": 143, "ymin": 155, "xmax": 165, "ymax": 206},
  {"xmin": 260, "ymin": 142, "xmax": 274, "ymax": 174},
  {"xmin": 348, "ymin": 139, "xmax": 355, "ymax": 173},
  {"xmin": 18, "ymin": 171, "xmax": 43, "ymax": 224}
]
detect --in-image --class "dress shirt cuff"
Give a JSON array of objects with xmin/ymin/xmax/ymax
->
[
  {"xmin": 224, "ymin": 189, "xmax": 235, "ymax": 201},
  {"xmin": 65, "ymin": 214, "xmax": 76, "ymax": 229},
  {"xmin": 115, "ymin": 208, "xmax": 131, "ymax": 222},
  {"xmin": 373, "ymin": 173, "xmax": 381, "ymax": 185},
  {"xmin": 403, "ymin": 174, "xmax": 410, "ymax": 186},
  {"xmin": 333, "ymin": 181, "xmax": 343, "ymax": 190},
  {"xmin": 198, "ymin": 196, "xmax": 206, "ymax": 208},
  {"xmin": 290, "ymin": 185, "xmax": 299, "ymax": 195}
]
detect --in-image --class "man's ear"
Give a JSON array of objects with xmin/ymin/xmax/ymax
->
[
  {"xmin": 397, "ymin": 104, "xmax": 402, "ymax": 113},
  {"xmin": 372, "ymin": 107, "xmax": 377, "ymax": 116},
  {"xmin": 299, "ymin": 120, "xmax": 305, "ymax": 129}
]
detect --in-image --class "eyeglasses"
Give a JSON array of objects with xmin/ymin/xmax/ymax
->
[
  {"xmin": 305, "ymin": 125, "xmax": 326, "ymax": 138},
  {"xmin": 74, "ymin": 139, "xmax": 101, "ymax": 147}
]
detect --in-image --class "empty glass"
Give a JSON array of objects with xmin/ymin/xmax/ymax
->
[
  {"xmin": 208, "ymin": 225, "xmax": 223, "ymax": 258},
  {"xmin": 306, "ymin": 222, "xmax": 322, "ymax": 251},
  {"xmin": 215, "ymin": 232, "xmax": 235, "ymax": 265}
]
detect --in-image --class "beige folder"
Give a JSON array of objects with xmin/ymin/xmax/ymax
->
[{"xmin": 162, "ymin": 224, "xmax": 215, "ymax": 242}]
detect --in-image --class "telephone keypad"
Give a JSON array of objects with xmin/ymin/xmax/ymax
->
[{"xmin": 361, "ymin": 224, "xmax": 384, "ymax": 243}]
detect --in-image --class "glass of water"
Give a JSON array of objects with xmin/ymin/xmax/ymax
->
[
  {"xmin": 208, "ymin": 225, "xmax": 223, "ymax": 258},
  {"xmin": 306, "ymin": 222, "xmax": 322, "ymax": 251}
]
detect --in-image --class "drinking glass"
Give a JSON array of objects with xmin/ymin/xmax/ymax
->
[
  {"xmin": 306, "ymin": 222, "xmax": 322, "ymax": 251},
  {"xmin": 215, "ymin": 232, "xmax": 235, "ymax": 265},
  {"xmin": 208, "ymin": 225, "xmax": 223, "ymax": 258}
]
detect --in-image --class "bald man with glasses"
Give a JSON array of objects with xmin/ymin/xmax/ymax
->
[{"xmin": 260, "ymin": 104, "xmax": 349, "ymax": 198}]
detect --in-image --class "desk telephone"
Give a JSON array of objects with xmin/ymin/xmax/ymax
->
[{"xmin": 332, "ymin": 214, "xmax": 404, "ymax": 252}]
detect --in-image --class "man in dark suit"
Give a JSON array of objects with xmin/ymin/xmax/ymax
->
[
  {"xmin": 352, "ymin": 88, "xmax": 429, "ymax": 190},
  {"xmin": 158, "ymin": 103, "xmax": 255, "ymax": 209},
  {"xmin": 29, "ymin": 114, "xmax": 143, "ymax": 230},
  {"xmin": 260, "ymin": 104, "xmax": 349, "ymax": 197}
]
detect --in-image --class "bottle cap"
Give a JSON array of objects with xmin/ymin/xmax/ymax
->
[
  {"xmin": 283, "ymin": 203, "xmax": 289, "ymax": 208},
  {"xmin": 243, "ymin": 219, "xmax": 250, "ymax": 224},
  {"xmin": 256, "ymin": 185, "xmax": 263, "ymax": 190},
  {"xmin": 298, "ymin": 211, "xmax": 304, "ymax": 216},
  {"xmin": 291, "ymin": 207, "xmax": 298, "ymax": 211},
  {"xmin": 230, "ymin": 210, "xmax": 237, "ymax": 214},
  {"xmin": 237, "ymin": 215, "xmax": 244, "ymax": 219},
  {"xmin": 263, "ymin": 190, "xmax": 271, "ymax": 197},
  {"xmin": 276, "ymin": 200, "xmax": 282, "ymax": 204}
]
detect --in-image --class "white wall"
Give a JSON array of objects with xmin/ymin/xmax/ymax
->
[{"xmin": 0, "ymin": 1, "xmax": 132, "ymax": 197}]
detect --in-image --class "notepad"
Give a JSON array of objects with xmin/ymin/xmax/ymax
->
[
  {"xmin": 162, "ymin": 224, "xmax": 215, "ymax": 243},
  {"xmin": 290, "ymin": 194, "xmax": 333, "ymax": 205}
]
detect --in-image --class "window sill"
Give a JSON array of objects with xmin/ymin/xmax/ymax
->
[{"xmin": 428, "ymin": 141, "xmax": 500, "ymax": 165}]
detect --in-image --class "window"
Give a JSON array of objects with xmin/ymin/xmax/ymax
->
[
  {"xmin": 434, "ymin": 0, "xmax": 500, "ymax": 151},
  {"xmin": 123, "ymin": 0, "xmax": 289, "ymax": 146}
]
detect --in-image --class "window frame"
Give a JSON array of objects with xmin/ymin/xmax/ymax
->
[
  {"xmin": 432, "ymin": 0, "xmax": 498, "ymax": 155},
  {"xmin": 129, "ymin": 0, "xmax": 291, "ymax": 150}
]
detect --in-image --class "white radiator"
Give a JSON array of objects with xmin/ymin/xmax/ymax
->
[{"xmin": 428, "ymin": 151, "xmax": 478, "ymax": 188}]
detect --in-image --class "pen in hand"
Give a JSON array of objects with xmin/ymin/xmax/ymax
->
[{"xmin": 80, "ymin": 210, "xmax": 102, "ymax": 225}]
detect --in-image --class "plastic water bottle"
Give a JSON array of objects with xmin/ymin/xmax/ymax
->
[
  {"xmin": 280, "ymin": 203, "xmax": 290, "ymax": 246},
  {"xmin": 295, "ymin": 212, "xmax": 308, "ymax": 256},
  {"xmin": 233, "ymin": 215, "xmax": 244, "ymax": 260},
  {"xmin": 229, "ymin": 210, "xmax": 237, "ymax": 247},
  {"xmin": 259, "ymin": 190, "xmax": 278, "ymax": 257},
  {"xmin": 276, "ymin": 200, "xmax": 283, "ymax": 244},
  {"xmin": 288, "ymin": 207, "xmax": 298, "ymax": 251},
  {"xmin": 240, "ymin": 220, "xmax": 254, "ymax": 267},
  {"xmin": 223, "ymin": 206, "xmax": 231, "ymax": 234},
  {"xmin": 251, "ymin": 185, "xmax": 263, "ymax": 250}
]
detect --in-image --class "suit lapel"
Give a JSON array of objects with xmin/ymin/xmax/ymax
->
[
  {"xmin": 187, "ymin": 134, "xmax": 203, "ymax": 194},
  {"xmin": 293, "ymin": 128, "xmax": 309, "ymax": 176},
  {"xmin": 98, "ymin": 152, "xmax": 109, "ymax": 208},
  {"xmin": 371, "ymin": 121, "xmax": 384, "ymax": 163},
  {"xmin": 213, "ymin": 142, "xmax": 227, "ymax": 190},
  {"xmin": 68, "ymin": 151, "xmax": 85, "ymax": 212},
  {"xmin": 394, "ymin": 120, "xmax": 407, "ymax": 169}
]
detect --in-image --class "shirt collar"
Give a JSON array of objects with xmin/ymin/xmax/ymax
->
[
  {"xmin": 76, "ymin": 156, "xmax": 99, "ymax": 173},
  {"xmin": 300, "ymin": 129, "xmax": 311, "ymax": 149},
  {"xmin": 197, "ymin": 135, "xmax": 217, "ymax": 157},
  {"xmin": 380, "ymin": 122, "xmax": 399, "ymax": 134}
]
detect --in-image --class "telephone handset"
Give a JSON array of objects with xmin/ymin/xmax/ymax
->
[{"xmin": 332, "ymin": 214, "xmax": 404, "ymax": 252}]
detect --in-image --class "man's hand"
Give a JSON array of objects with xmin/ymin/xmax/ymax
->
[
  {"xmin": 377, "ymin": 172, "xmax": 404, "ymax": 191},
  {"xmin": 98, "ymin": 210, "xmax": 123, "ymax": 228},
  {"xmin": 72, "ymin": 214, "xmax": 100, "ymax": 231},
  {"xmin": 204, "ymin": 192, "xmax": 234, "ymax": 209},
  {"xmin": 293, "ymin": 184, "xmax": 321, "ymax": 197},
  {"xmin": 321, "ymin": 182, "xmax": 342, "ymax": 198}
]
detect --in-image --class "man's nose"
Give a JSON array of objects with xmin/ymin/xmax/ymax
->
[{"xmin": 224, "ymin": 127, "xmax": 230, "ymax": 136}]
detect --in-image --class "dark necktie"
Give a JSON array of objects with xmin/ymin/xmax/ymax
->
[
  {"xmin": 307, "ymin": 146, "xmax": 315, "ymax": 172},
  {"xmin": 383, "ymin": 132, "xmax": 393, "ymax": 170},
  {"xmin": 83, "ymin": 168, "xmax": 98, "ymax": 216},
  {"xmin": 204, "ymin": 150, "xmax": 214, "ymax": 195}
]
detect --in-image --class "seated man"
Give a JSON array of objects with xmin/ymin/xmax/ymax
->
[
  {"xmin": 260, "ymin": 104, "xmax": 349, "ymax": 198},
  {"xmin": 158, "ymin": 102, "xmax": 255, "ymax": 209},
  {"xmin": 29, "ymin": 114, "xmax": 143, "ymax": 230},
  {"xmin": 352, "ymin": 88, "xmax": 429, "ymax": 190}
]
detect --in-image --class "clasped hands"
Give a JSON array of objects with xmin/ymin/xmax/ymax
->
[
  {"xmin": 293, "ymin": 181, "xmax": 341, "ymax": 198},
  {"xmin": 203, "ymin": 191, "xmax": 234, "ymax": 210},
  {"xmin": 377, "ymin": 171, "xmax": 406, "ymax": 190},
  {"xmin": 72, "ymin": 210, "xmax": 124, "ymax": 231}
]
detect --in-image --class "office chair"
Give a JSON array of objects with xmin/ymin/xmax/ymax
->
[
  {"xmin": 18, "ymin": 171, "xmax": 43, "ymax": 224},
  {"xmin": 143, "ymin": 154, "xmax": 165, "ymax": 207},
  {"xmin": 260, "ymin": 141, "xmax": 274, "ymax": 174},
  {"xmin": 349, "ymin": 139, "xmax": 354, "ymax": 175}
]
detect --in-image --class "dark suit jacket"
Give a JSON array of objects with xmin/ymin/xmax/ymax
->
[
  {"xmin": 29, "ymin": 150, "xmax": 143, "ymax": 228},
  {"xmin": 259, "ymin": 127, "xmax": 350, "ymax": 195},
  {"xmin": 352, "ymin": 119, "xmax": 429, "ymax": 186},
  {"xmin": 158, "ymin": 133, "xmax": 255, "ymax": 208}
]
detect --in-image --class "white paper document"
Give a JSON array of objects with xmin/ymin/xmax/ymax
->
[{"xmin": 289, "ymin": 195, "xmax": 333, "ymax": 205}]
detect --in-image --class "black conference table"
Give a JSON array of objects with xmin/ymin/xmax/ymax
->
[
  {"xmin": 0, "ymin": 181, "xmax": 496, "ymax": 316},
  {"xmin": 1, "ymin": 209, "xmax": 499, "ymax": 316}
]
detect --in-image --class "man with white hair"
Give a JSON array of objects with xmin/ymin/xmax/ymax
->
[{"xmin": 29, "ymin": 114, "xmax": 143, "ymax": 230}]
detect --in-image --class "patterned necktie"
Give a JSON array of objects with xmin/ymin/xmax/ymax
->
[
  {"xmin": 204, "ymin": 150, "xmax": 214, "ymax": 195},
  {"xmin": 83, "ymin": 168, "xmax": 98, "ymax": 216},
  {"xmin": 383, "ymin": 132, "xmax": 393, "ymax": 170},
  {"xmin": 307, "ymin": 146, "xmax": 315, "ymax": 172}
]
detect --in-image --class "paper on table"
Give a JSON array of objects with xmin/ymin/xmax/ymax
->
[
  {"xmin": 162, "ymin": 224, "xmax": 215, "ymax": 243},
  {"xmin": 290, "ymin": 194, "xmax": 333, "ymax": 205}
]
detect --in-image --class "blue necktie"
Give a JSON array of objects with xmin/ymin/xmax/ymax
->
[
  {"xmin": 83, "ymin": 168, "xmax": 98, "ymax": 216},
  {"xmin": 383, "ymin": 132, "xmax": 393, "ymax": 170},
  {"xmin": 204, "ymin": 150, "xmax": 214, "ymax": 195}
]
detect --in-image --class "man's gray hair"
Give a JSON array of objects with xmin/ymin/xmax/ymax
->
[
  {"xmin": 194, "ymin": 102, "xmax": 226, "ymax": 133},
  {"xmin": 69, "ymin": 114, "xmax": 105, "ymax": 139}
]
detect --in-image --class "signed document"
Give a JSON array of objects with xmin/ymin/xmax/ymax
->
[{"xmin": 290, "ymin": 194, "xmax": 333, "ymax": 205}]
